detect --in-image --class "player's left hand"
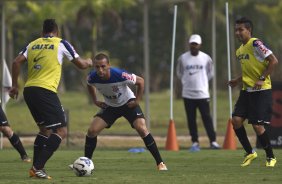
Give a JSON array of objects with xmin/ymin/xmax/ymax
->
[
  {"xmin": 228, "ymin": 79, "xmax": 239, "ymax": 88},
  {"xmin": 127, "ymin": 100, "xmax": 138, "ymax": 108},
  {"xmin": 253, "ymin": 80, "xmax": 264, "ymax": 90}
]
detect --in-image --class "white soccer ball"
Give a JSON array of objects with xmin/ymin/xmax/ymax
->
[{"xmin": 73, "ymin": 157, "xmax": 94, "ymax": 177}]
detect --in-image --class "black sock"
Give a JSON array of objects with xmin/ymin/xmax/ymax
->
[
  {"xmin": 234, "ymin": 126, "xmax": 253, "ymax": 154},
  {"xmin": 33, "ymin": 133, "xmax": 48, "ymax": 165},
  {"xmin": 8, "ymin": 133, "xmax": 27, "ymax": 158},
  {"xmin": 34, "ymin": 133, "xmax": 62, "ymax": 170},
  {"xmin": 142, "ymin": 133, "xmax": 163, "ymax": 165},
  {"xmin": 84, "ymin": 135, "xmax": 97, "ymax": 159},
  {"xmin": 257, "ymin": 131, "xmax": 274, "ymax": 158}
]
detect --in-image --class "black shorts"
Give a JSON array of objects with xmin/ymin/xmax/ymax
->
[
  {"xmin": 95, "ymin": 100, "xmax": 145, "ymax": 128},
  {"xmin": 23, "ymin": 87, "xmax": 66, "ymax": 130},
  {"xmin": 232, "ymin": 90, "xmax": 272, "ymax": 125},
  {"xmin": 0, "ymin": 106, "xmax": 9, "ymax": 127}
]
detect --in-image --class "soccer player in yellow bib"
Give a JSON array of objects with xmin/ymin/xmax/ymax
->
[
  {"xmin": 9, "ymin": 19, "xmax": 93, "ymax": 179},
  {"xmin": 228, "ymin": 17, "xmax": 278, "ymax": 167}
]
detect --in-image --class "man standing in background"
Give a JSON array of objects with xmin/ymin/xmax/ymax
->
[{"xmin": 176, "ymin": 34, "xmax": 220, "ymax": 152}]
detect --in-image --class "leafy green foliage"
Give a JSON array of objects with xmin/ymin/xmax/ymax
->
[{"xmin": 3, "ymin": 0, "xmax": 282, "ymax": 91}]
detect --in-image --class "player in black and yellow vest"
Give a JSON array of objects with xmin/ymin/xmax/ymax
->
[
  {"xmin": 228, "ymin": 17, "xmax": 278, "ymax": 167},
  {"xmin": 9, "ymin": 19, "xmax": 93, "ymax": 179}
]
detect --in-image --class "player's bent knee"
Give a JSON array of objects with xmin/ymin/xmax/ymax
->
[
  {"xmin": 87, "ymin": 119, "xmax": 106, "ymax": 136},
  {"xmin": 135, "ymin": 126, "xmax": 149, "ymax": 137},
  {"xmin": 253, "ymin": 124, "xmax": 265, "ymax": 135},
  {"xmin": 39, "ymin": 126, "xmax": 51, "ymax": 136},
  {"xmin": 87, "ymin": 128, "xmax": 99, "ymax": 137},
  {"xmin": 231, "ymin": 117, "xmax": 244, "ymax": 129},
  {"xmin": 0, "ymin": 126, "xmax": 13, "ymax": 137},
  {"xmin": 87, "ymin": 132, "xmax": 98, "ymax": 138},
  {"xmin": 55, "ymin": 127, "xmax": 67, "ymax": 139},
  {"xmin": 139, "ymin": 131, "xmax": 149, "ymax": 138}
]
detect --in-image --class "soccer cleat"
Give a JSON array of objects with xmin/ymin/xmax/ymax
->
[
  {"xmin": 210, "ymin": 141, "xmax": 221, "ymax": 149},
  {"xmin": 29, "ymin": 167, "xmax": 52, "ymax": 179},
  {"xmin": 157, "ymin": 162, "xmax": 168, "ymax": 171},
  {"xmin": 266, "ymin": 157, "xmax": 277, "ymax": 167},
  {"xmin": 21, "ymin": 155, "xmax": 32, "ymax": 163},
  {"xmin": 241, "ymin": 151, "xmax": 258, "ymax": 167},
  {"xmin": 189, "ymin": 142, "xmax": 200, "ymax": 152},
  {"xmin": 68, "ymin": 164, "xmax": 74, "ymax": 170}
]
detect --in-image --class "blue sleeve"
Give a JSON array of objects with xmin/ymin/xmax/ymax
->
[
  {"xmin": 87, "ymin": 71, "xmax": 97, "ymax": 84},
  {"xmin": 61, "ymin": 39, "xmax": 75, "ymax": 60},
  {"xmin": 111, "ymin": 68, "xmax": 129, "ymax": 82}
]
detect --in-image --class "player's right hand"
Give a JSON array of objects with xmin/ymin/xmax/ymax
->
[
  {"xmin": 9, "ymin": 87, "xmax": 19, "ymax": 99},
  {"xmin": 94, "ymin": 101, "xmax": 108, "ymax": 109},
  {"xmin": 87, "ymin": 58, "xmax": 93, "ymax": 67}
]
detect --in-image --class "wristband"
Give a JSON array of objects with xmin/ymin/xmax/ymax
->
[{"xmin": 259, "ymin": 75, "xmax": 266, "ymax": 81}]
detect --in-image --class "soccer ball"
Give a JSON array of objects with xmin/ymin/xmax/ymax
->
[{"xmin": 72, "ymin": 157, "xmax": 94, "ymax": 177}]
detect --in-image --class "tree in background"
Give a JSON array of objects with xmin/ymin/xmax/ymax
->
[{"xmin": 2, "ymin": 0, "xmax": 282, "ymax": 93}]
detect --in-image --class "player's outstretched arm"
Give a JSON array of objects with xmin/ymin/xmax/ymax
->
[
  {"xmin": 228, "ymin": 76, "xmax": 242, "ymax": 88},
  {"xmin": 73, "ymin": 57, "xmax": 93, "ymax": 69}
]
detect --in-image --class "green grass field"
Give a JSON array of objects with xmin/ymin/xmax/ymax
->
[
  {"xmin": 3, "ymin": 90, "xmax": 281, "ymax": 183},
  {"xmin": 0, "ymin": 148, "xmax": 281, "ymax": 184}
]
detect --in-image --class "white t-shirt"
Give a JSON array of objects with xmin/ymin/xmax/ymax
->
[
  {"xmin": 87, "ymin": 68, "xmax": 136, "ymax": 107},
  {"xmin": 176, "ymin": 51, "xmax": 213, "ymax": 99}
]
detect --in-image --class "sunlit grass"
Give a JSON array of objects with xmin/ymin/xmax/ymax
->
[{"xmin": 0, "ymin": 149, "xmax": 281, "ymax": 184}]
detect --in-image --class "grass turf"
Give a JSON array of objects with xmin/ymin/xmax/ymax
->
[{"xmin": 0, "ymin": 148, "xmax": 281, "ymax": 184}]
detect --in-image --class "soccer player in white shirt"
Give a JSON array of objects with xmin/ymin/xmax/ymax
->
[{"xmin": 84, "ymin": 53, "xmax": 167, "ymax": 171}]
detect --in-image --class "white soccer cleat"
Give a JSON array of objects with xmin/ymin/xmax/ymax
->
[
  {"xmin": 210, "ymin": 141, "xmax": 221, "ymax": 149},
  {"xmin": 68, "ymin": 164, "xmax": 74, "ymax": 170},
  {"xmin": 157, "ymin": 162, "xmax": 168, "ymax": 171}
]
